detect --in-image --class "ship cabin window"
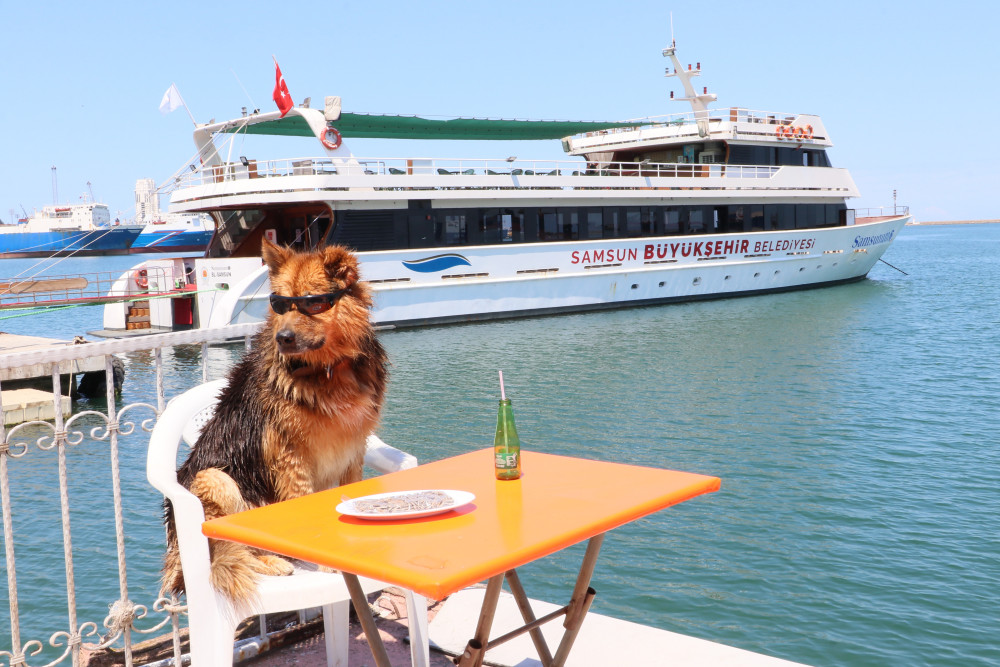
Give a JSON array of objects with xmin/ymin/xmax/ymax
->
[
  {"xmin": 481, "ymin": 209, "xmax": 524, "ymax": 243},
  {"xmin": 688, "ymin": 208, "xmax": 706, "ymax": 233},
  {"xmin": 603, "ymin": 209, "xmax": 621, "ymax": 237},
  {"xmin": 438, "ymin": 214, "xmax": 467, "ymax": 245},
  {"xmin": 664, "ymin": 208, "xmax": 681, "ymax": 234},
  {"xmin": 725, "ymin": 206, "xmax": 747, "ymax": 233},
  {"xmin": 625, "ymin": 210, "xmax": 642, "ymax": 236},
  {"xmin": 750, "ymin": 204, "xmax": 765, "ymax": 231},
  {"xmin": 727, "ymin": 145, "xmax": 832, "ymax": 168},
  {"xmin": 539, "ymin": 209, "xmax": 579, "ymax": 241},
  {"xmin": 381, "ymin": 201, "xmax": 852, "ymax": 253},
  {"xmin": 586, "ymin": 210, "xmax": 603, "ymax": 239}
]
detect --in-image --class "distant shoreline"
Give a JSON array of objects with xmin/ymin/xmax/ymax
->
[{"xmin": 908, "ymin": 219, "xmax": 999, "ymax": 226}]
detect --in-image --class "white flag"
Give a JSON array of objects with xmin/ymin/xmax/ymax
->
[{"xmin": 159, "ymin": 84, "xmax": 183, "ymax": 114}]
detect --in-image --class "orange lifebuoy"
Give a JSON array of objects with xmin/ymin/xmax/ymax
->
[
  {"xmin": 320, "ymin": 127, "xmax": 342, "ymax": 150},
  {"xmin": 804, "ymin": 124, "xmax": 814, "ymax": 139},
  {"xmin": 775, "ymin": 125, "xmax": 786, "ymax": 139},
  {"xmin": 133, "ymin": 269, "xmax": 149, "ymax": 289}
]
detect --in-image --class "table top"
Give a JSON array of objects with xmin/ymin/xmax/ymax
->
[{"xmin": 202, "ymin": 448, "xmax": 721, "ymax": 599}]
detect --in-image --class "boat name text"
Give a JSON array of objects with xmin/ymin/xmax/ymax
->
[
  {"xmin": 852, "ymin": 231, "xmax": 895, "ymax": 248},
  {"xmin": 569, "ymin": 237, "xmax": 817, "ymax": 265}
]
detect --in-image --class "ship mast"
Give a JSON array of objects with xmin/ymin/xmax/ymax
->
[{"xmin": 662, "ymin": 40, "xmax": 716, "ymax": 138}]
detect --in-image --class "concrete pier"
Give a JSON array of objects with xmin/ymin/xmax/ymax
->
[
  {"xmin": 1, "ymin": 387, "xmax": 71, "ymax": 426},
  {"xmin": 0, "ymin": 333, "xmax": 108, "ymax": 426}
]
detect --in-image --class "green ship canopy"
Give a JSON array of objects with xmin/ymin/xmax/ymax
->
[{"xmin": 226, "ymin": 112, "xmax": 638, "ymax": 140}]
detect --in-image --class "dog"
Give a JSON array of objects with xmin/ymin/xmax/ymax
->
[{"xmin": 161, "ymin": 239, "xmax": 388, "ymax": 606}]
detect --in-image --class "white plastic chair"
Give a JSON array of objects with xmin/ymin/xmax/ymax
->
[{"xmin": 149, "ymin": 378, "xmax": 430, "ymax": 666}]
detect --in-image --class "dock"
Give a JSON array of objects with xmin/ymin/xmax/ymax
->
[
  {"xmin": 243, "ymin": 586, "xmax": 811, "ymax": 667},
  {"xmin": 0, "ymin": 333, "xmax": 110, "ymax": 425}
]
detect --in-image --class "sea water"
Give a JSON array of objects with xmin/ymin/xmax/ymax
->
[{"xmin": 1, "ymin": 227, "xmax": 998, "ymax": 666}]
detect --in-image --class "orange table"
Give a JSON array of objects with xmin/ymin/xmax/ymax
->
[{"xmin": 203, "ymin": 448, "xmax": 720, "ymax": 667}]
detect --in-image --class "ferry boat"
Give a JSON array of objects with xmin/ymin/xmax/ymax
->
[
  {"xmin": 100, "ymin": 40, "xmax": 908, "ymax": 334},
  {"xmin": 0, "ymin": 200, "xmax": 141, "ymax": 258},
  {"xmin": 128, "ymin": 178, "xmax": 215, "ymax": 253}
]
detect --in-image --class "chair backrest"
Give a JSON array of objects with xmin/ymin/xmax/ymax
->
[{"xmin": 147, "ymin": 379, "xmax": 229, "ymax": 623}]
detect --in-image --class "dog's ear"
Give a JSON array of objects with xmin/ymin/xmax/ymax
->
[
  {"xmin": 323, "ymin": 246, "xmax": 359, "ymax": 288},
  {"xmin": 261, "ymin": 238, "xmax": 292, "ymax": 275}
]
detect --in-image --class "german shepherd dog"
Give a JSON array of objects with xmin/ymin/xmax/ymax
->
[{"xmin": 162, "ymin": 239, "xmax": 388, "ymax": 605}]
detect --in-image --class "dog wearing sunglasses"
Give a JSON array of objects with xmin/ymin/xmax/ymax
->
[{"xmin": 161, "ymin": 239, "xmax": 388, "ymax": 606}]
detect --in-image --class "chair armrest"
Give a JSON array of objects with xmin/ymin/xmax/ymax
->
[{"xmin": 364, "ymin": 435, "xmax": 418, "ymax": 473}]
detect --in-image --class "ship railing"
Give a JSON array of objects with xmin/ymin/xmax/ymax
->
[
  {"xmin": 0, "ymin": 265, "xmax": 190, "ymax": 312},
  {"xmin": 171, "ymin": 156, "xmax": 783, "ymax": 187},
  {"xmin": 854, "ymin": 206, "xmax": 910, "ymax": 218},
  {"xmin": 568, "ymin": 107, "xmax": 811, "ymax": 139},
  {"xmin": 0, "ymin": 323, "xmax": 267, "ymax": 667}
]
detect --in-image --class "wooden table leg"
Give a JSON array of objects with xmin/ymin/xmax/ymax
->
[
  {"xmin": 505, "ymin": 569, "xmax": 553, "ymax": 666},
  {"xmin": 455, "ymin": 573, "xmax": 504, "ymax": 667},
  {"xmin": 343, "ymin": 572, "xmax": 392, "ymax": 667},
  {"xmin": 552, "ymin": 534, "xmax": 604, "ymax": 667}
]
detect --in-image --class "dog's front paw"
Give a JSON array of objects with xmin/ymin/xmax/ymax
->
[{"xmin": 254, "ymin": 554, "xmax": 295, "ymax": 577}]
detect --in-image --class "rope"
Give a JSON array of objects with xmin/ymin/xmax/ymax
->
[
  {"xmin": 104, "ymin": 598, "xmax": 137, "ymax": 638},
  {"xmin": 879, "ymin": 258, "xmax": 909, "ymax": 275}
]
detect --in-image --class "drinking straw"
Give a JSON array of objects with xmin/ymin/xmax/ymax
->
[{"xmin": 499, "ymin": 370, "xmax": 506, "ymax": 400}]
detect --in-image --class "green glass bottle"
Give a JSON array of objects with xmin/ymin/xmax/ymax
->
[{"xmin": 494, "ymin": 397, "xmax": 522, "ymax": 480}]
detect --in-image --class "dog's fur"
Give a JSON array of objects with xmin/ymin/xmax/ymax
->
[{"xmin": 161, "ymin": 240, "xmax": 388, "ymax": 605}]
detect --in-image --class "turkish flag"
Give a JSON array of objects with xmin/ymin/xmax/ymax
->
[{"xmin": 272, "ymin": 58, "xmax": 293, "ymax": 117}]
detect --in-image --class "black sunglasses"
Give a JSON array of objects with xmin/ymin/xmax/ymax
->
[{"xmin": 269, "ymin": 288, "xmax": 348, "ymax": 315}]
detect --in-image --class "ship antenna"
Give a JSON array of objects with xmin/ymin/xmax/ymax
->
[
  {"xmin": 662, "ymin": 34, "xmax": 716, "ymax": 137},
  {"xmin": 231, "ymin": 69, "xmax": 259, "ymax": 114}
]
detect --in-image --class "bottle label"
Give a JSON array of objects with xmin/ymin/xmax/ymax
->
[{"xmin": 495, "ymin": 452, "xmax": 519, "ymax": 468}]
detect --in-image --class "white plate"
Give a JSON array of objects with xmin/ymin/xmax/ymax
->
[{"xmin": 337, "ymin": 489, "xmax": 475, "ymax": 521}]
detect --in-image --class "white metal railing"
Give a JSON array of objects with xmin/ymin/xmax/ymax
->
[
  {"xmin": 570, "ymin": 107, "xmax": 810, "ymax": 138},
  {"xmin": 167, "ymin": 156, "xmax": 785, "ymax": 190},
  {"xmin": 1, "ymin": 323, "xmax": 260, "ymax": 666},
  {"xmin": 855, "ymin": 206, "xmax": 910, "ymax": 218}
]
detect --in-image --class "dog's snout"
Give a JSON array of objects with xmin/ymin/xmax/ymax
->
[{"xmin": 275, "ymin": 329, "xmax": 297, "ymax": 347}]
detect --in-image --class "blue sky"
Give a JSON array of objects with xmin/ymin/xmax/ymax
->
[{"xmin": 3, "ymin": 0, "xmax": 998, "ymax": 223}]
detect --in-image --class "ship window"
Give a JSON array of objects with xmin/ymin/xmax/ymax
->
[
  {"xmin": 750, "ymin": 204, "xmax": 765, "ymax": 231},
  {"xmin": 795, "ymin": 204, "xmax": 816, "ymax": 229},
  {"xmin": 603, "ymin": 208, "xmax": 621, "ymax": 238},
  {"xmin": 775, "ymin": 205, "xmax": 794, "ymax": 230},
  {"xmin": 689, "ymin": 209, "xmax": 704, "ymax": 233},
  {"xmin": 438, "ymin": 214, "xmax": 467, "ymax": 245},
  {"xmin": 482, "ymin": 208, "xmax": 522, "ymax": 243},
  {"xmin": 540, "ymin": 211, "xmax": 560, "ymax": 240},
  {"xmin": 500, "ymin": 213, "xmax": 514, "ymax": 242},
  {"xmin": 481, "ymin": 209, "xmax": 503, "ymax": 244},
  {"xmin": 538, "ymin": 210, "xmax": 580, "ymax": 241},
  {"xmin": 664, "ymin": 208, "xmax": 681, "ymax": 234},
  {"xmin": 641, "ymin": 208, "xmax": 655, "ymax": 236},
  {"xmin": 586, "ymin": 210, "xmax": 603, "ymax": 239},
  {"xmin": 727, "ymin": 206, "xmax": 747, "ymax": 233},
  {"xmin": 625, "ymin": 209, "xmax": 642, "ymax": 237},
  {"xmin": 562, "ymin": 211, "xmax": 580, "ymax": 240}
]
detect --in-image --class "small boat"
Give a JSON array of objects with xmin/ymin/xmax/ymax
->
[
  {"xmin": 99, "ymin": 39, "xmax": 908, "ymax": 335},
  {"xmin": 128, "ymin": 177, "xmax": 214, "ymax": 253},
  {"xmin": 0, "ymin": 200, "xmax": 140, "ymax": 258},
  {"xmin": 129, "ymin": 214, "xmax": 215, "ymax": 254}
]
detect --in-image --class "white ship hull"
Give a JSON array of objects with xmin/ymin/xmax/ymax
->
[{"xmin": 195, "ymin": 215, "xmax": 905, "ymax": 330}]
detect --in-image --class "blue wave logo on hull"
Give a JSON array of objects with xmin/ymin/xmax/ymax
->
[{"xmin": 402, "ymin": 253, "xmax": 472, "ymax": 273}]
